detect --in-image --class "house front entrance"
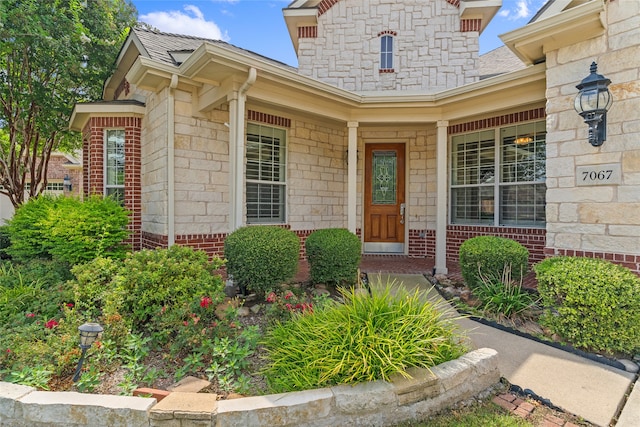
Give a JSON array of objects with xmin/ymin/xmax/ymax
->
[{"xmin": 363, "ymin": 143, "xmax": 406, "ymax": 253}]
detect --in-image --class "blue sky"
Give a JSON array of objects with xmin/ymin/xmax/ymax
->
[{"xmin": 132, "ymin": 0, "xmax": 548, "ymax": 67}]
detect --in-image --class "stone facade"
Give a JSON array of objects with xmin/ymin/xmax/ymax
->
[
  {"xmin": 543, "ymin": 0, "xmax": 640, "ymax": 272},
  {"xmin": 297, "ymin": 0, "xmax": 479, "ymax": 92}
]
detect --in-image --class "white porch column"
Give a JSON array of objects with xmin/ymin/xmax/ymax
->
[
  {"xmin": 228, "ymin": 95, "xmax": 239, "ymax": 231},
  {"xmin": 167, "ymin": 75, "xmax": 179, "ymax": 246},
  {"xmin": 435, "ymin": 120, "xmax": 449, "ymax": 274},
  {"xmin": 228, "ymin": 68, "xmax": 257, "ymax": 232},
  {"xmin": 347, "ymin": 121, "xmax": 358, "ymax": 233}
]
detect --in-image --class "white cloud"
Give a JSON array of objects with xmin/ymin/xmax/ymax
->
[
  {"xmin": 498, "ymin": 0, "xmax": 545, "ymax": 21},
  {"xmin": 140, "ymin": 5, "xmax": 230, "ymax": 41},
  {"xmin": 515, "ymin": 0, "xmax": 530, "ymax": 19}
]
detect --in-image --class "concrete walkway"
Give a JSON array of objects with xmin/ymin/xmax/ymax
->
[{"xmin": 370, "ymin": 273, "xmax": 638, "ymax": 427}]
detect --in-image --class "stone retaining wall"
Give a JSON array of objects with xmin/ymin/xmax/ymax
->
[{"xmin": 0, "ymin": 348, "xmax": 499, "ymax": 427}]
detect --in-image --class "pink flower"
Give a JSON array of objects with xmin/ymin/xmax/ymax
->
[
  {"xmin": 266, "ymin": 292, "xmax": 277, "ymax": 303},
  {"xmin": 25, "ymin": 313, "xmax": 35, "ymax": 318},
  {"xmin": 284, "ymin": 291, "xmax": 294, "ymax": 300},
  {"xmin": 44, "ymin": 319, "xmax": 59, "ymax": 329},
  {"xmin": 285, "ymin": 303, "xmax": 293, "ymax": 310},
  {"xmin": 183, "ymin": 321, "xmax": 189, "ymax": 326},
  {"xmin": 200, "ymin": 296, "xmax": 213, "ymax": 308}
]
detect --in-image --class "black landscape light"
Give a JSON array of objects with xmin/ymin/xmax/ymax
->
[{"xmin": 72, "ymin": 322, "xmax": 103, "ymax": 382}]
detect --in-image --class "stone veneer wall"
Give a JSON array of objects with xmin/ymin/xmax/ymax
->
[
  {"xmin": 0, "ymin": 348, "xmax": 499, "ymax": 427},
  {"xmin": 543, "ymin": 0, "xmax": 640, "ymax": 274},
  {"xmin": 297, "ymin": 0, "xmax": 479, "ymax": 92}
]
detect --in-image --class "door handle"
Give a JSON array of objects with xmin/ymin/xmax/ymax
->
[{"xmin": 400, "ymin": 203, "xmax": 405, "ymax": 224}]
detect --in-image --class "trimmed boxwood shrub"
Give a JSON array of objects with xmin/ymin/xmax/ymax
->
[
  {"xmin": 459, "ymin": 236, "xmax": 529, "ymax": 290},
  {"xmin": 224, "ymin": 226, "xmax": 300, "ymax": 296},
  {"xmin": 305, "ymin": 228, "xmax": 361, "ymax": 286},
  {"xmin": 534, "ymin": 257, "xmax": 640, "ymax": 354}
]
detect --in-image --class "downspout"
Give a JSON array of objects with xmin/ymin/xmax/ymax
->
[
  {"xmin": 231, "ymin": 67, "xmax": 257, "ymax": 230},
  {"xmin": 168, "ymin": 74, "xmax": 179, "ymax": 246}
]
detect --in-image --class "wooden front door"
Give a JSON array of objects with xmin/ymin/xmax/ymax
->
[{"xmin": 364, "ymin": 143, "xmax": 406, "ymax": 253}]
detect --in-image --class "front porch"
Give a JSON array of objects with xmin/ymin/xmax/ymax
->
[{"xmin": 294, "ymin": 254, "xmax": 539, "ymax": 289}]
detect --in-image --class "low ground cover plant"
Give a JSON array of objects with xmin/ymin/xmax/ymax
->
[
  {"xmin": 305, "ymin": 228, "xmax": 361, "ymax": 286},
  {"xmin": 534, "ymin": 257, "xmax": 640, "ymax": 355},
  {"xmin": 459, "ymin": 236, "xmax": 529, "ymax": 290},
  {"xmin": 261, "ymin": 282, "xmax": 467, "ymax": 393}
]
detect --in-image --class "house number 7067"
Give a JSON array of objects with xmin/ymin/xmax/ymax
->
[
  {"xmin": 576, "ymin": 164, "xmax": 621, "ymax": 186},
  {"xmin": 582, "ymin": 170, "xmax": 613, "ymax": 181}
]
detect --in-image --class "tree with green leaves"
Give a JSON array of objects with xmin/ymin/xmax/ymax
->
[{"xmin": 0, "ymin": 0, "xmax": 137, "ymax": 207}]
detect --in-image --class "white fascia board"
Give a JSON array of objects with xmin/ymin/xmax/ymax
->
[
  {"xmin": 500, "ymin": 0, "xmax": 605, "ymax": 65},
  {"xmin": 69, "ymin": 102, "xmax": 146, "ymax": 132}
]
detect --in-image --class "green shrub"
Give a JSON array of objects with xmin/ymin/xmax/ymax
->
[
  {"xmin": 0, "ymin": 226, "xmax": 11, "ymax": 259},
  {"xmin": 70, "ymin": 257, "xmax": 123, "ymax": 319},
  {"xmin": 305, "ymin": 228, "xmax": 361, "ymax": 286},
  {"xmin": 110, "ymin": 245, "xmax": 226, "ymax": 341},
  {"xmin": 459, "ymin": 236, "xmax": 529, "ymax": 290},
  {"xmin": 5, "ymin": 195, "xmax": 130, "ymax": 264},
  {"xmin": 534, "ymin": 257, "xmax": 640, "ymax": 355},
  {"xmin": 261, "ymin": 283, "xmax": 467, "ymax": 393},
  {"xmin": 4, "ymin": 195, "xmax": 56, "ymax": 261},
  {"xmin": 224, "ymin": 226, "xmax": 299, "ymax": 296}
]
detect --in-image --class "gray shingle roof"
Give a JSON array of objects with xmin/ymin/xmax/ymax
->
[
  {"xmin": 479, "ymin": 45, "xmax": 526, "ymax": 79},
  {"xmin": 131, "ymin": 27, "xmax": 297, "ymax": 71}
]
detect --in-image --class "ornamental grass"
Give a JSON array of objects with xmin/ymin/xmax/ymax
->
[{"xmin": 261, "ymin": 281, "xmax": 467, "ymax": 393}]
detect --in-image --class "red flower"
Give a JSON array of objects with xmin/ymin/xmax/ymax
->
[
  {"xmin": 284, "ymin": 291, "xmax": 294, "ymax": 300},
  {"xmin": 66, "ymin": 303, "xmax": 74, "ymax": 308},
  {"xmin": 285, "ymin": 303, "xmax": 293, "ymax": 311},
  {"xmin": 266, "ymin": 292, "xmax": 277, "ymax": 303},
  {"xmin": 6, "ymin": 349, "xmax": 11, "ymax": 353},
  {"xmin": 200, "ymin": 296, "xmax": 213, "ymax": 308},
  {"xmin": 25, "ymin": 313, "xmax": 35, "ymax": 318},
  {"xmin": 44, "ymin": 319, "xmax": 59, "ymax": 329}
]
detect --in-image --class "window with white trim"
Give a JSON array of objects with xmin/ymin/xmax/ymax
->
[
  {"xmin": 380, "ymin": 35, "xmax": 393, "ymax": 70},
  {"xmin": 105, "ymin": 129, "xmax": 125, "ymax": 203},
  {"xmin": 246, "ymin": 123, "xmax": 286, "ymax": 223},
  {"xmin": 451, "ymin": 121, "xmax": 546, "ymax": 227}
]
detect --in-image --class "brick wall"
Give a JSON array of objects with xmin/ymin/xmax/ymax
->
[{"xmin": 83, "ymin": 116, "xmax": 142, "ymax": 250}]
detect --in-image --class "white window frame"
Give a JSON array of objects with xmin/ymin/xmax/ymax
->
[
  {"xmin": 450, "ymin": 121, "xmax": 546, "ymax": 228},
  {"xmin": 104, "ymin": 128, "xmax": 125, "ymax": 203},
  {"xmin": 380, "ymin": 35, "xmax": 394, "ymax": 70},
  {"xmin": 245, "ymin": 123, "xmax": 287, "ymax": 224}
]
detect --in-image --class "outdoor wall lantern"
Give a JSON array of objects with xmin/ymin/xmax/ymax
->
[
  {"xmin": 63, "ymin": 175, "xmax": 72, "ymax": 192},
  {"xmin": 72, "ymin": 322, "xmax": 103, "ymax": 382},
  {"xmin": 574, "ymin": 62, "xmax": 613, "ymax": 147}
]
